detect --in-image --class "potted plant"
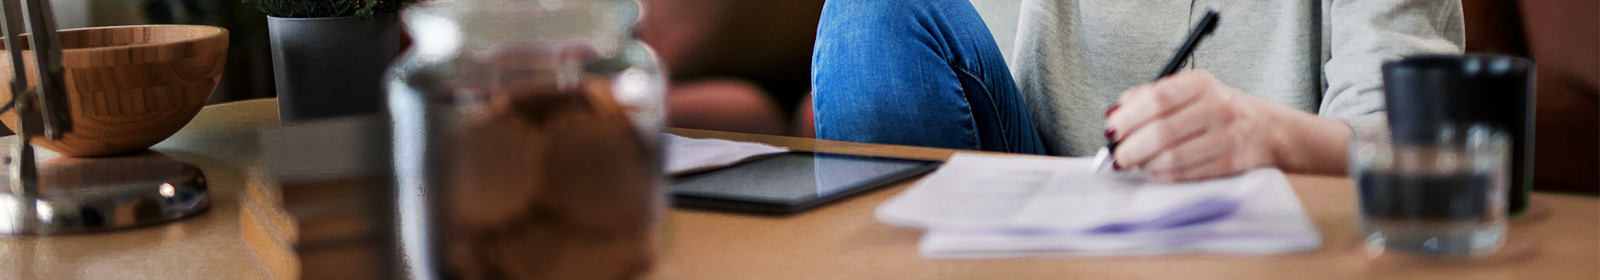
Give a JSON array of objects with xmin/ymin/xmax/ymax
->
[{"xmin": 245, "ymin": 0, "xmax": 420, "ymax": 123}]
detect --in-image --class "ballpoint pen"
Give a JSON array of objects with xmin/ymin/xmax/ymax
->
[{"xmin": 1091, "ymin": 9, "xmax": 1220, "ymax": 173}]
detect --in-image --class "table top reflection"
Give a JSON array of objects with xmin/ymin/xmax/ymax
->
[{"xmin": 0, "ymin": 98, "xmax": 1592, "ymax": 280}]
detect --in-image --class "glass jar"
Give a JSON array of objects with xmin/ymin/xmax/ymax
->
[{"xmin": 385, "ymin": 0, "xmax": 667, "ymax": 279}]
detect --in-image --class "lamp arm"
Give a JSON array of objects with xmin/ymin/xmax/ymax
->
[{"xmin": 16, "ymin": 0, "xmax": 69, "ymax": 139}]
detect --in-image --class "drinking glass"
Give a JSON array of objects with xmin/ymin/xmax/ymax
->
[{"xmin": 1351, "ymin": 124, "xmax": 1510, "ymax": 258}]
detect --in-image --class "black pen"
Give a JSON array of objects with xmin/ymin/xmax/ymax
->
[{"xmin": 1091, "ymin": 9, "xmax": 1220, "ymax": 173}]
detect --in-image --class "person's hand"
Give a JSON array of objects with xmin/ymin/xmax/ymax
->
[{"xmin": 1104, "ymin": 70, "xmax": 1277, "ymax": 182}]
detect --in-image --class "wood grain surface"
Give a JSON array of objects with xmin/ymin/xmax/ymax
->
[{"xmin": 0, "ymin": 25, "xmax": 228, "ymax": 157}]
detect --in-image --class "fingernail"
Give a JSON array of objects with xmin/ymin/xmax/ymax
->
[
  {"xmin": 1112, "ymin": 161, "xmax": 1122, "ymax": 171},
  {"xmin": 1105, "ymin": 104, "xmax": 1120, "ymax": 118},
  {"xmin": 1104, "ymin": 128, "xmax": 1116, "ymax": 140}
]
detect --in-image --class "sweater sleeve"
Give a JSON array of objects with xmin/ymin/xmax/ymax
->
[{"xmin": 1321, "ymin": 0, "xmax": 1465, "ymax": 135}]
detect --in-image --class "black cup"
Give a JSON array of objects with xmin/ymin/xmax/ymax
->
[{"xmin": 1381, "ymin": 54, "xmax": 1535, "ymax": 216}]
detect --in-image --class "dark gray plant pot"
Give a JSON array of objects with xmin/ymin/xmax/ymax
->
[{"xmin": 268, "ymin": 13, "xmax": 401, "ymax": 124}]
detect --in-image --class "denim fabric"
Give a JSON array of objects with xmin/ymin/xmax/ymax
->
[{"xmin": 812, "ymin": 0, "xmax": 1045, "ymax": 154}]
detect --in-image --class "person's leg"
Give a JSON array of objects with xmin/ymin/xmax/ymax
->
[{"xmin": 812, "ymin": 0, "xmax": 1044, "ymax": 154}]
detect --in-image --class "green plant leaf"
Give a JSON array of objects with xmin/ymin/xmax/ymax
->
[{"xmin": 246, "ymin": 0, "xmax": 422, "ymax": 18}]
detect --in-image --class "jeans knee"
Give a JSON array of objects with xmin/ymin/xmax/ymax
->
[{"xmin": 818, "ymin": 0, "xmax": 964, "ymax": 34}]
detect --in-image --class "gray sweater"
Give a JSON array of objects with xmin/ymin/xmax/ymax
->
[{"xmin": 1004, "ymin": 0, "xmax": 1464, "ymax": 156}]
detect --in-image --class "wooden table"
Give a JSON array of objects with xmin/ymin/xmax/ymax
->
[
  {"xmin": 0, "ymin": 99, "xmax": 1593, "ymax": 279},
  {"xmin": 658, "ymin": 130, "xmax": 1600, "ymax": 280}
]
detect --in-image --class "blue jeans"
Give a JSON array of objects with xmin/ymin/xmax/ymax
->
[{"xmin": 812, "ymin": 0, "xmax": 1045, "ymax": 154}]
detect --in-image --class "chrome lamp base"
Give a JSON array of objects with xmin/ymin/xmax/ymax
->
[{"xmin": 0, "ymin": 151, "xmax": 209, "ymax": 235}]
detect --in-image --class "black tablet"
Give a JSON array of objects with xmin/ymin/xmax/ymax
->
[{"xmin": 669, "ymin": 151, "xmax": 941, "ymax": 214}]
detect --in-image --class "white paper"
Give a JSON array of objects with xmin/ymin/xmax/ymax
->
[
  {"xmin": 918, "ymin": 174, "xmax": 1319, "ymax": 258},
  {"xmin": 878, "ymin": 154, "xmax": 1271, "ymax": 232},
  {"xmin": 664, "ymin": 133, "xmax": 788, "ymax": 176},
  {"xmin": 876, "ymin": 153, "xmax": 1320, "ymax": 258}
]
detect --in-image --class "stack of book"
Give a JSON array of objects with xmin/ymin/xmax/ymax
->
[{"xmin": 240, "ymin": 117, "xmax": 394, "ymax": 280}]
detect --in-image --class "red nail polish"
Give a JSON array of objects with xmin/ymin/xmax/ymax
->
[
  {"xmin": 1112, "ymin": 161, "xmax": 1122, "ymax": 171},
  {"xmin": 1105, "ymin": 104, "xmax": 1120, "ymax": 117},
  {"xmin": 1104, "ymin": 128, "xmax": 1116, "ymax": 140}
]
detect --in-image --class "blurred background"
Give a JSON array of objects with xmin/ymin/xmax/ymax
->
[{"xmin": 33, "ymin": 0, "xmax": 1600, "ymax": 193}]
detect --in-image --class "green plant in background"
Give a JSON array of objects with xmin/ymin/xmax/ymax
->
[{"xmin": 242, "ymin": 0, "xmax": 420, "ymax": 19}]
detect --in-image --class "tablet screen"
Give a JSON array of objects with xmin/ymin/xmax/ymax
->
[{"xmin": 670, "ymin": 152, "xmax": 940, "ymax": 212}]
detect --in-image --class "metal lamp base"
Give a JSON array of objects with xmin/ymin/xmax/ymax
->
[{"xmin": 0, "ymin": 151, "xmax": 208, "ymax": 235}]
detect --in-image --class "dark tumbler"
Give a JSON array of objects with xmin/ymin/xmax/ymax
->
[{"xmin": 1380, "ymin": 54, "xmax": 1535, "ymax": 216}]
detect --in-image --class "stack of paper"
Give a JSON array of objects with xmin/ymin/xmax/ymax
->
[
  {"xmin": 664, "ymin": 133, "xmax": 789, "ymax": 175},
  {"xmin": 877, "ymin": 153, "xmax": 1320, "ymax": 258}
]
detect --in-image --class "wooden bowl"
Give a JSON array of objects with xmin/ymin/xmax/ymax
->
[{"xmin": 0, "ymin": 25, "xmax": 228, "ymax": 157}]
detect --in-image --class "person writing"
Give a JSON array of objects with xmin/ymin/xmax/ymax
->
[{"xmin": 811, "ymin": 0, "xmax": 1463, "ymax": 182}]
